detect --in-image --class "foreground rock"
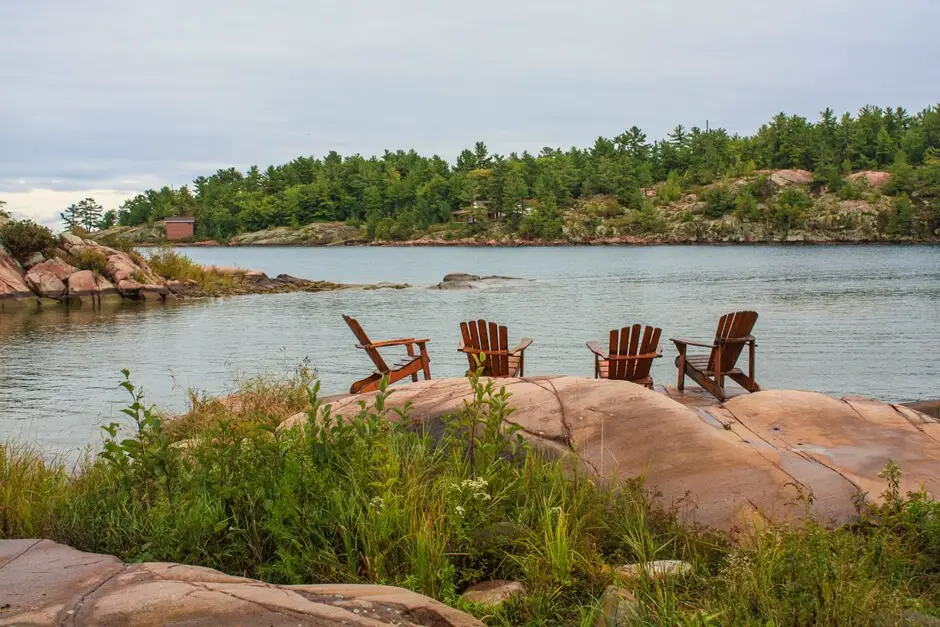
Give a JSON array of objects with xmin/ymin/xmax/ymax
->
[
  {"xmin": 459, "ymin": 580, "xmax": 525, "ymax": 607},
  {"xmin": 617, "ymin": 560, "xmax": 692, "ymax": 581},
  {"xmin": 0, "ymin": 539, "xmax": 483, "ymax": 627},
  {"xmin": 281, "ymin": 378, "xmax": 940, "ymax": 531}
]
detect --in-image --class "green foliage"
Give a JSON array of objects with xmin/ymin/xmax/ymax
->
[
  {"xmin": 99, "ymin": 104, "xmax": 940, "ymax": 243},
  {"xmin": 656, "ymin": 170, "xmax": 683, "ymax": 204},
  {"xmin": 518, "ymin": 206, "xmax": 565, "ymax": 240},
  {"xmin": 61, "ymin": 198, "xmax": 104, "ymax": 232},
  {"xmin": 837, "ymin": 177, "xmax": 868, "ymax": 201},
  {"xmin": 71, "ymin": 247, "xmax": 108, "ymax": 273},
  {"xmin": 886, "ymin": 194, "xmax": 915, "ymax": 236},
  {"xmin": 99, "ymin": 209, "xmax": 117, "ymax": 230},
  {"xmin": 733, "ymin": 189, "xmax": 760, "ymax": 221},
  {"xmin": 2, "ymin": 373, "xmax": 940, "ymax": 625},
  {"xmin": 747, "ymin": 174, "xmax": 777, "ymax": 201},
  {"xmin": 0, "ymin": 219, "xmax": 55, "ymax": 263},
  {"xmin": 702, "ymin": 184, "xmax": 736, "ymax": 219},
  {"xmin": 0, "ymin": 199, "xmax": 8, "ymax": 218},
  {"xmin": 145, "ymin": 248, "xmax": 238, "ymax": 296},
  {"xmin": 767, "ymin": 187, "xmax": 814, "ymax": 232}
]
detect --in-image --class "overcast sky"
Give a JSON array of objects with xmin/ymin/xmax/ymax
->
[{"xmin": 2, "ymin": 0, "xmax": 939, "ymax": 228}]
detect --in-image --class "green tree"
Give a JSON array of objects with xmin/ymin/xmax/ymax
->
[
  {"xmin": 60, "ymin": 203, "xmax": 82, "ymax": 231},
  {"xmin": 99, "ymin": 210, "xmax": 117, "ymax": 230},
  {"xmin": 76, "ymin": 198, "xmax": 104, "ymax": 231}
]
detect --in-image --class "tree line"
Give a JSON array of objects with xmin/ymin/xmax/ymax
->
[{"xmin": 104, "ymin": 104, "xmax": 940, "ymax": 241}]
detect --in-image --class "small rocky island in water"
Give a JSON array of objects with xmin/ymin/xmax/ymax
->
[{"xmin": 0, "ymin": 225, "xmax": 406, "ymax": 311}]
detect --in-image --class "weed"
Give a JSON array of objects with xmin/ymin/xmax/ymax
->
[{"xmin": 71, "ymin": 247, "xmax": 109, "ymax": 273}]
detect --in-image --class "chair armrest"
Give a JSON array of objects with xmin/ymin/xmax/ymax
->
[
  {"xmin": 670, "ymin": 338, "xmax": 716, "ymax": 349},
  {"xmin": 358, "ymin": 338, "xmax": 417, "ymax": 349},
  {"xmin": 719, "ymin": 335, "xmax": 756, "ymax": 345},
  {"xmin": 608, "ymin": 351, "xmax": 662, "ymax": 361},
  {"xmin": 586, "ymin": 341, "xmax": 608, "ymax": 359},
  {"xmin": 510, "ymin": 338, "xmax": 534, "ymax": 355}
]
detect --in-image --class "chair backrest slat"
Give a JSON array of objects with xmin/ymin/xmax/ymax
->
[
  {"xmin": 708, "ymin": 310, "xmax": 758, "ymax": 373},
  {"xmin": 606, "ymin": 323, "xmax": 662, "ymax": 383},
  {"xmin": 461, "ymin": 319, "xmax": 512, "ymax": 377},
  {"xmin": 343, "ymin": 315, "xmax": 389, "ymax": 372}
]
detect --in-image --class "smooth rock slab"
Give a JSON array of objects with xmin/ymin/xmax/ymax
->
[
  {"xmin": 280, "ymin": 377, "xmax": 940, "ymax": 531},
  {"xmin": 0, "ymin": 539, "xmax": 483, "ymax": 627}
]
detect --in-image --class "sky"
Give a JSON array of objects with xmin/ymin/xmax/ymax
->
[{"xmin": 2, "ymin": 0, "xmax": 939, "ymax": 230}]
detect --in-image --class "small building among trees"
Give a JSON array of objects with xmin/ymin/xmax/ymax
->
[{"xmin": 165, "ymin": 216, "xmax": 195, "ymax": 240}]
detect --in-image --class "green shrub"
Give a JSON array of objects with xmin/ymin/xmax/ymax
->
[
  {"xmin": 0, "ymin": 220, "xmax": 55, "ymax": 263},
  {"xmin": 748, "ymin": 174, "xmax": 777, "ymax": 200},
  {"xmin": 733, "ymin": 189, "xmax": 760, "ymax": 221},
  {"xmin": 837, "ymin": 177, "xmax": 868, "ymax": 201},
  {"xmin": 766, "ymin": 188, "xmax": 813, "ymax": 232},
  {"xmin": 702, "ymin": 184, "xmax": 736, "ymax": 219},
  {"xmin": 885, "ymin": 194, "xmax": 915, "ymax": 236},
  {"xmin": 71, "ymin": 247, "xmax": 108, "ymax": 273}
]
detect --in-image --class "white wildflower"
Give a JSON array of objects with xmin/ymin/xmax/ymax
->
[
  {"xmin": 454, "ymin": 505, "xmax": 466, "ymax": 516},
  {"xmin": 369, "ymin": 496, "xmax": 385, "ymax": 510}
]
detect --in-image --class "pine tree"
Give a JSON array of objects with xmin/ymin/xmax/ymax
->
[
  {"xmin": 60, "ymin": 203, "xmax": 82, "ymax": 231},
  {"xmin": 77, "ymin": 198, "xmax": 103, "ymax": 231}
]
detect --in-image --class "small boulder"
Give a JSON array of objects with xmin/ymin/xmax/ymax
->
[
  {"xmin": 166, "ymin": 279, "xmax": 183, "ymax": 294},
  {"xmin": 770, "ymin": 169, "xmax": 813, "ymax": 186},
  {"xmin": 105, "ymin": 251, "xmax": 161, "ymax": 285},
  {"xmin": 616, "ymin": 560, "xmax": 692, "ymax": 582},
  {"xmin": 67, "ymin": 271, "xmax": 121, "ymax": 305},
  {"xmin": 443, "ymin": 272, "xmax": 482, "ymax": 283},
  {"xmin": 848, "ymin": 170, "xmax": 893, "ymax": 188},
  {"xmin": 59, "ymin": 232, "xmax": 85, "ymax": 248},
  {"xmin": 67, "ymin": 270, "xmax": 99, "ymax": 296},
  {"xmin": 23, "ymin": 251, "xmax": 45, "ymax": 268},
  {"xmin": 25, "ymin": 267, "xmax": 67, "ymax": 299},
  {"xmin": 116, "ymin": 279, "xmax": 142, "ymax": 295},
  {"xmin": 595, "ymin": 585, "xmax": 641, "ymax": 627},
  {"xmin": 31, "ymin": 258, "xmax": 78, "ymax": 281},
  {"xmin": 138, "ymin": 284, "xmax": 168, "ymax": 301},
  {"xmin": 0, "ymin": 247, "xmax": 38, "ymax": 308},
  {"xmin": 459, "ymin": 580, "xmax": 525, "ymax": 607}
]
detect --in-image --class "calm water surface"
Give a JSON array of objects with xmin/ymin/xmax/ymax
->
[{"xmin": 1, "ymin": 245, "xmax": 938, "ymax": 456}]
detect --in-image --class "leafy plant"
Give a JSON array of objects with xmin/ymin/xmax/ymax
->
[
  {"xmin": 71, "ymin": 247, "xmax": 108, "ymax": 273},
  {"xmin": 0, "ymin": 219, "xmax": 55, "ymax": 263},
  {"xmin": 702, "ymin": 184, "xmax": 736, "ymax": 219}
]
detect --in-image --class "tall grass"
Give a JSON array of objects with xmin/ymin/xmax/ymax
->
[
  {"xmin": 1, "ymin": 370, "xmax": 938, "ymax": 625},
  {"xmin": 145, "ymin": 248, "xmax": 240, "ymax": 295}
]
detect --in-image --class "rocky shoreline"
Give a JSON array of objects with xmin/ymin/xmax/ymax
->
[{"xmin": 0, "ymin": 232, "xmax": 406, "ymax": 311}]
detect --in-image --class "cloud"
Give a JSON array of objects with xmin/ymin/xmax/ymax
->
[{"xmin": 2, "ymin": 0, "xmax": 939, "ymax": 222}]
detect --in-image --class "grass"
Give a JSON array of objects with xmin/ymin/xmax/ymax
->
[
  {"xmin": 145, "ymin": 248, "xmax": 241, "ymax": 296},
  {"xmin": 2, "ymin": 371, "xmax": 939, "ymax": 626},
  {"xmin": 70, "ymin": 247, "xmax": 109, "ymax": 273}
]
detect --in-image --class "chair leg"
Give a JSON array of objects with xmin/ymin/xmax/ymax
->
[
  {"xmin": 676, "ymin": 353, "xmax": 686, "ymax": 391},
  {"xmin": 420, "ymin": 349, "xmax": 431, "ymax": 381},
  {"xmin": 406, "ymin": 344, "xmax": 418, "ymax": 382}
]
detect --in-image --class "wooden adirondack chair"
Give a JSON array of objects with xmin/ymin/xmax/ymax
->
[
  {"xmin": 458, "ymin": 320, "xmax": 533, "ymax": 378},
  {"xmin": 587, "ymin": 323, "xmax": 663, "ymax": 388},
  {"xmin": 671, "ymin": 310, "xmax": 760, "ymax": 401},
  {"xmin": 343, "ymin": 315, "xmax": 431, "ymax": 394}
]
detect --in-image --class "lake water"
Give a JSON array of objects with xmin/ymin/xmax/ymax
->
[{"xmin": 1, "ymin": 245, "xmax": 939, "ymax": 456}]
